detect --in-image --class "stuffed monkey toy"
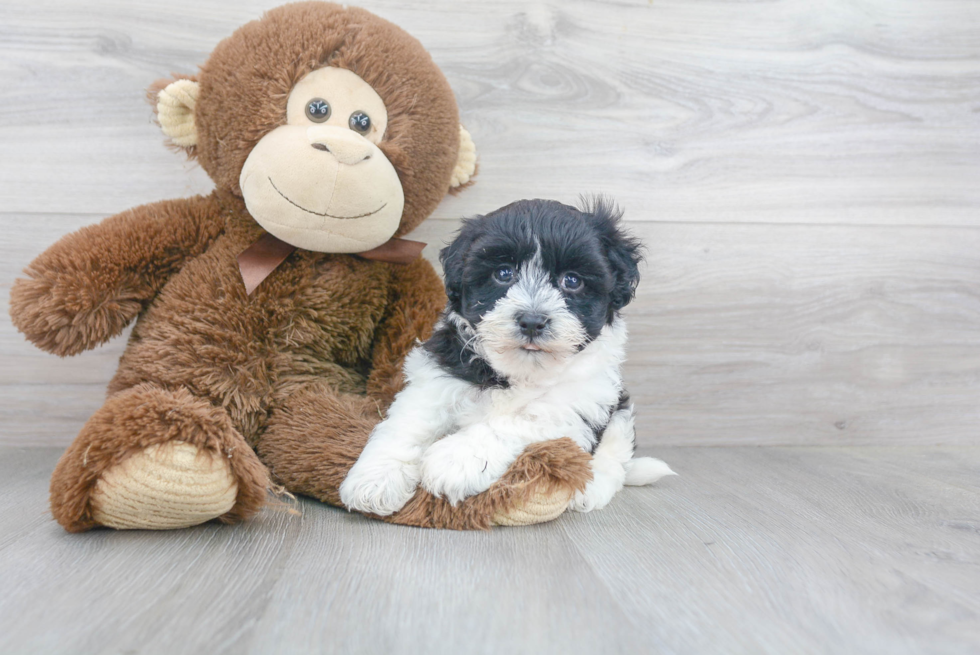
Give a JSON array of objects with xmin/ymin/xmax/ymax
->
[{"xmin": 9, "ymin": 1, "xmax": 592, "ymax": 532}]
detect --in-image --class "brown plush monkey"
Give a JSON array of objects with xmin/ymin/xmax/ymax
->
[{"xmin": 9, "ymin": 2, "xmax": 590, "ymax": 532}]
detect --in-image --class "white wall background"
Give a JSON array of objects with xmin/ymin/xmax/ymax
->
[{"xmin": 1, "ymin": 0, "xmax": 978, "ymax": 447}]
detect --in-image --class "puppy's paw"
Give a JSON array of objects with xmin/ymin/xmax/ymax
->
[
  {"xmin": 568, "ymin": 478, "xmax": 619, "ymax": 513},
  {"xmin": 568, "ymin": 449, "xmax": 627, "ymax": 513},
  {"xmin": 569, "ymin": 484, "xmax": 613, "ymax": 513},
  {"xmin": 340, "ymin": 456, "xmax": 419, "ymax": 517},
  {"xmin": 420, "ymin": 435, "xmax": 506, "ymax": 506}
]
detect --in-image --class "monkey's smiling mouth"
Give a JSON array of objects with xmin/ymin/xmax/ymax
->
[{"xmin": 268, "ymin": 177, "xmax": 386, "ymax": 219}]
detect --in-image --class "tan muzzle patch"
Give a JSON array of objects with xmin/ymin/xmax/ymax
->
[{"xmin": 239, "ymin": 124, "xmax": 405, "ymax": 253}]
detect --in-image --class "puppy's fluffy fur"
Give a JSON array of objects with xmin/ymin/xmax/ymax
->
[{"xmin": 341, "ymin": 199, "xmax": 673, "ymax": 516}]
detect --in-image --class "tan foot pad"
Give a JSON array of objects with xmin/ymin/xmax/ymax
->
[
  {"xmin": 491, "ymin": 488, "xmax": 573, "ymax": 527},
  {"xmin": 90, "ymin": 441, "xmax": 238, "ymax": 530}
]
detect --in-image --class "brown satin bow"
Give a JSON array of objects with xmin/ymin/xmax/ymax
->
[{"xmin": 237, "ymin": 232, "xmax": 426, "ymax": 295}]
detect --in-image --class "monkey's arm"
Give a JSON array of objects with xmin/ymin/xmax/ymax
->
[
  {"xmin": 365, "ymin": 256, "xmax": 447, "ymax": 408},
  {"xmin": 9, "ymin": 194, "xmax": 225, "ymax": 356}
]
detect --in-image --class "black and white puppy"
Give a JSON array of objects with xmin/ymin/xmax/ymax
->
[{"xmin": 341, "ymin": 198, "xmax": 673, "ymax": 516}]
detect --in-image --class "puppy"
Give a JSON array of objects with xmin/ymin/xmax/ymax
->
[{"xmin": 341, "ymin": 198, "xmax": 674, "ymax": 517}]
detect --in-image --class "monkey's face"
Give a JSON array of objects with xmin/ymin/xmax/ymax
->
[
  {"xmin": 238, "ymin": 67, "xmax": 405, "ymax": 253},
  {"xmin": 154, "ymin": 3, "xmax": 477, "ymax": 250}
]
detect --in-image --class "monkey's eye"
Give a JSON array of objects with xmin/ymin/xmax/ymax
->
[
  {"xmin": 560, "ymin": 273, "xmax": 583, "ymax": 291},
  {"xmin": 306, "ymin": 99, "xmax": 331, "ymax": 123},
  {"xmin": 349, "ymin": 111, "xmax": 372, "ymax": 134},
  {"xmin": 493, "ymin": 265, "xmax": 515, "ymax": 284}
]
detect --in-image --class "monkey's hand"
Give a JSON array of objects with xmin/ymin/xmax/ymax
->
[
  {"xmin": 9, "ymin": 272, "xmax": 144, "ymax": 357},
  {"xmin": 9, "ymin": 195, "xmax": 224, "ymax": 356},
  {"xmin": 365, "ymin": 257, "xmax": 446, "ymax": 407}
]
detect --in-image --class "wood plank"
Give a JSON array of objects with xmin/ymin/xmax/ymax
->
[
  {"xmin": 0, "ymin": 446, "xmax": 977, "ymax": 654},
  {"xmin": 561, "ymin": 445, "xmax": 980, "ymax": 654},
  {"xmin": 625, "ymin": 221, "xmax": 980, "ymax": 446},
  {"xmin": 0, "ymin": 0, "xmax": 977, "ymax": 224},
  {"xmin": 4, "ymin": 218, "xmax": 978, "ymax": 447},
  {"xmin": 841, "ymin": 446, "xmax": 980, "ymax": 493},
  {"xmin": 248, "ymin": 504, "xmax": 642, "ymax": 654},
  {"xmin": 0, "ymin": 448, "xmax": 304, "ymax": 655},
  {"xmin": 0, "ymin": 447, "xmax": 62, "ymax": 550}
]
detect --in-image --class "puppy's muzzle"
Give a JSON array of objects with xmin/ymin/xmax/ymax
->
[{"xmin": 517, "ymin": 312, "xmax": 550, "ymax": 338}]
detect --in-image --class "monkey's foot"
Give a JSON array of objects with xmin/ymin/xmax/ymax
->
[
  {"xmin": 89, "ymin": 441, "xmax": 238, "ymax": 530},
  {"xmin": 50, "ymin": 383, "xmax": 270, "ymax": 533},
  {"xmin": 491, "ymin": 487, "xmax": 574, "ymax": 526},
  {"xmin": 384, "ymin": 438, "xmax": 591, "ymax": 530}
]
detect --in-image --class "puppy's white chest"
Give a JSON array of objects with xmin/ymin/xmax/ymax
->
[
  {"xmin": 482, "ymin": 384, "xmax": 572, "ymax": 422},
  {"xmin": 454, "ymin": 361, "xmax": 615, "ymax": 450}
]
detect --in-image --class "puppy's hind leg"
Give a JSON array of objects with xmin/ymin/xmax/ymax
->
[{"xmin": 569, "ymin": 408, "xmax": 674, "ymax": 512}]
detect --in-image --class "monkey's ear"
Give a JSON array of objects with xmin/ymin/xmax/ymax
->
[
  {"xmin": 449, "ymin": 125, "xmax": 477, "ymax": 190},
  {"xmin": 151, "ymin": 77, "xmax": 200, "ymax": 150}
]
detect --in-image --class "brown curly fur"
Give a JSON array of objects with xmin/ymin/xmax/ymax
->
[
  {"xmin": 176, "ymin": 2, "xmax": 461, "ymax": 237},
  {"xmin": 8, "ymin": 2, "xmax": 590, "ymax": 532},
  {"xmin": 50, "ymin": 383, "xmax": 270, "ymax": 533}
]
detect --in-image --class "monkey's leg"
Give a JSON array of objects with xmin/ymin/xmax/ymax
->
[
  {"xmin": 49, "ymin": 383, "xmax": 269, "ymax": 532},
  {"xmin": 258, "ymin": 382, "xmax": 592, "ymax": 529}
]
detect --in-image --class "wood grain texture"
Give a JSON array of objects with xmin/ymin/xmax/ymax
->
[
  {"xmin": 1, "ymin": 445, "xmax": 977, "ymax": 654},
  {"xmin": 563, "ymin": 445, "xmax": 980, "ymax": 654},
  {"xmin": 4, "ymin": 218, "xmax": 978, "ymax": 447},
  {"xmin": 627, "ymin": 221, "xmax": 980, "ymax": 446},
  {"xmin": 0, "ymin": 0, "xmax": 977, "ymax": 224},
  {"xmin": 2, "ymin": 0, "xmax": 980, "ymax": 447}
]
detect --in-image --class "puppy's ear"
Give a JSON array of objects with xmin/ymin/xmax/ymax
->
[
  {"xmin": 439, "ymin": 221, "xmax": 478, "ymax": 311},
  {"xmin": 607, "ymin": 231, "xmax": 643, "ymax": 311},
  {"xmin": 583, "ymin": 197, "xmax": 644, "ymax": 312}
]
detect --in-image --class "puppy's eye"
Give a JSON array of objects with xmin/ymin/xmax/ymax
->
[
  {"xmin": 561, "ymin": 273, "xmax": 583, "ymax": 291},
  {"xmin": 306, "ymin": 99, "xmax": 331, "ymax": 123},
  {"xmin": 493, "ymin": 265, "xmax": 515, "ymax": 283}
]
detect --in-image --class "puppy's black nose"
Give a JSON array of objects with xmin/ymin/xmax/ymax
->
[{"xmin": 517, "ymin": 312, "xmax": 549, "ymax": 337}]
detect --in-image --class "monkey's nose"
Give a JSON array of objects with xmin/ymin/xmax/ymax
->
[
  {"xmin": 517, "ymin": 312, "xmax": 550, "ymax": 338},
  {"xmin": 307, "ymin": 127, "xmax": 373, "ymax": 165}
]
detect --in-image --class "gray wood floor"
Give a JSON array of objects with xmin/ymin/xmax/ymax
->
[{"xmin": 1, "ymin": 445, "xmax": 978, "ymax": 654}]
